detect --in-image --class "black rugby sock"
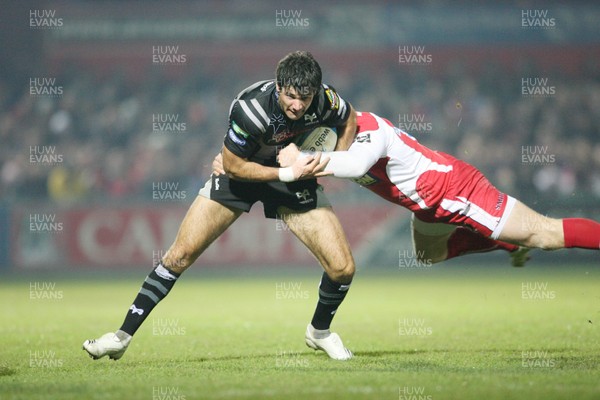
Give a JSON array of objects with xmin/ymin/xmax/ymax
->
[
  {"xmin": 310, "ymin": 272, "xmax": 352, "ymax": 330},
  {"xmin": 119, "ymin": 262, "xmax": 180, "ymax": 336}
]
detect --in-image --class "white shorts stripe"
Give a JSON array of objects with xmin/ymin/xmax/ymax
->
[
  {"xmin": 491, "ymin": 195, "xmax": 516, "ymax": 240},
  {"xmin": 439, "ymin": 196, "xmax": 500, "ymax": 235}
]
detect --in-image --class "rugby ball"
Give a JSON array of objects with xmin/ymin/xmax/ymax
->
[{"xmin": 295, "ymin": 126, "xmax": 338, "ymax": 152}]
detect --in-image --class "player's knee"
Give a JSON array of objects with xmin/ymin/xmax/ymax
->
[
  {"xmin": 326, "ymin": 259, "xmax": 355, "ymax": 284},
  {"xmin": 162, "ymin": 245, "xmax": 198, "ymax": 274}
]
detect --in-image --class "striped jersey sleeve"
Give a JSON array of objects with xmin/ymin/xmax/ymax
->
[
  {"xmin": 224, "ymin": 84, "xmax": 271, "ymax": 159},
  {"xmin": 319, "ymin": 84, "xmax": 350, "ymax": 127}
]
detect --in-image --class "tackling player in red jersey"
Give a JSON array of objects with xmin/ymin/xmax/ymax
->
[{"xmin": 278, "ymin": 111, "xmax": 600, "ymax": 265}]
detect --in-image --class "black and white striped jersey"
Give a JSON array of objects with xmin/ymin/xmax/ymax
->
[{"xmin": 223, "ymin": 79, "xmax": 351, "ymax": 167}]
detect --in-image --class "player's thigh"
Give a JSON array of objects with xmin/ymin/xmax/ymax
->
[
  {"xmin": 163, "ymin": 195, "xmax": 242, "ymax": 271},
  {"xmin": 497, "ymin": 200, "xmax": 564, "ymax": 249},
  {"xmin": 278, "ymin": 206, "xmax": 355, "ymax": 282},
  {"xmin": 411, "ymin": 215, "xmax": 456, "ymax": 263}
]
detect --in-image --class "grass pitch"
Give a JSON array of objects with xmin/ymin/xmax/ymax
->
[{"xmin": 1, "ymin": 264, "xmax": 599, "ymax": 399}]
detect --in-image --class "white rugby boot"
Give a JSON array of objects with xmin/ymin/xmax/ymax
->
[
  {"xmin": 83, "ymin": 332, "xmax": 131, "ymax": 360},
  {"xmin": 305, "ymin": 324, "xmax": 353, "ymax": 360}
]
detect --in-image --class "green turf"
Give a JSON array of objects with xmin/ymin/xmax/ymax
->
[{"xmin": 1, "ymin": 265, "xmax": 599, "ymax": 399}]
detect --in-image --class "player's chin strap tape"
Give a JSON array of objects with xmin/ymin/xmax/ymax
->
[{"xmin": 279, "ymin": 167, "xmax": 295, "ymax": 182}]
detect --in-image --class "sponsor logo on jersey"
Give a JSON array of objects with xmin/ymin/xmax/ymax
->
[
  {"xmin": 269, "ymin": 113, "xmax": 287, "ymax": 136},
  {"xmin": 354, "ymin": 133, "xmax": 371, "ymax": 143},
  {"xmin": 352, "ymin": 173, "xmax": 378, "ymax": 186},
  {"xmin": 304, "ymin": 112, "xmax": 317, "ymax": 123},
  {"xmin": 267, "ymin": 113, "xmax": 298, "ymax": 143},
  {"xmin": 295, "ymin": 189, "xmax": 313, "ymax": 204},
  {"xmin": 272, "ymin": 130, "xmax": 296, "ymax": 143},
  {"xmin": 231, "ymin": 120, "xmax": 250, "ymax": 138},
  {"xmin": 227, "ymin": 128, "xmax": 247, "ymax": 146},
  {"xmin": 260, "ymin": 81, "xmax": 274, "ymax": 92},
  {"xmin": 324, "ymin": 89, "xmax": 339, "ymax": 110}
]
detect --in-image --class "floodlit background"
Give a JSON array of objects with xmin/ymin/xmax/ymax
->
[
  {"xmin": 1, "ymin": 1, "xmax": 598, "ymax": 270},
  {"xmin": 1, "ymin": 2, "xmax": 600, "ymax": 400}
]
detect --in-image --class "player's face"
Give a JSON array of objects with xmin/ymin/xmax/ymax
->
[{"xmin": 277, "ymin": 85, "xmax": 314, "ymax": 120}]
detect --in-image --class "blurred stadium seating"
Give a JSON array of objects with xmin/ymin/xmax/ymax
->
[{"xmin": 1, "ymin": 1, "xmax": 599, "ymax": 270}]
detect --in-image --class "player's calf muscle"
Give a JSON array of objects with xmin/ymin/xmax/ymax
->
[
  {"xmin": 499, "ymin": 202, "xmax": 564, "ymax": 250},
  {"xmin": 521, "ymin": 218, "xmax": 564, "ymax": 250}
]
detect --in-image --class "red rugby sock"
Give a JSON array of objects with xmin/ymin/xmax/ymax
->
[
  {"xmin": 445, "ymin": 227, "xmax": 518, "ymax": 260},
  {"xmin": 562, "ymin": 218, "xmax": 600, "ymax": 249}
]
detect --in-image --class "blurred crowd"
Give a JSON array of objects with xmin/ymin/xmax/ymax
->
[{"xmin": 1, "ymin": 57, "xmax": 599, "ymax": 208}]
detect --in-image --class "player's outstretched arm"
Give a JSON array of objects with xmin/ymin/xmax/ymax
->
[
  {"xmin": 221, "ymin": 146, "xmax": 329, "ymax": 182},
  {"xmin": 279, "ymin": 142, "xmax": 378, "ymax": 179},
  {"xmin": 320, "ymin": 145, "xmax": 379, "ymax": 179},
  {"xmin": 287, "ymin": 123, "xmax": 385, "ymax": 180}
]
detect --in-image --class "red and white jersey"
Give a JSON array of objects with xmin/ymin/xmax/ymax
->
[
  {"xmin": 322, "ymin": 111, "xmax": 515, "ymax": 238},
  {"xmin": 325, "ymin": 111, "xmax": 454, "ymax": 212}
]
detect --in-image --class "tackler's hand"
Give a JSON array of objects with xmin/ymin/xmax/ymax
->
[
  {"xmin": 212, "ymin": 152, "xmax": 226, "ymax": 176},
  {"xmin": 277, "ymin": 143, "xmax": 301, "ymax": 168},
  {"xmin": 291, "ymin": 151, "xmax": 331, "ymax": 180}
]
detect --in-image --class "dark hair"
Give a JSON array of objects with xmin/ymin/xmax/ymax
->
[{"xmin": 275, "ymin": 51, "xmax": 322, "ymax": 96}]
